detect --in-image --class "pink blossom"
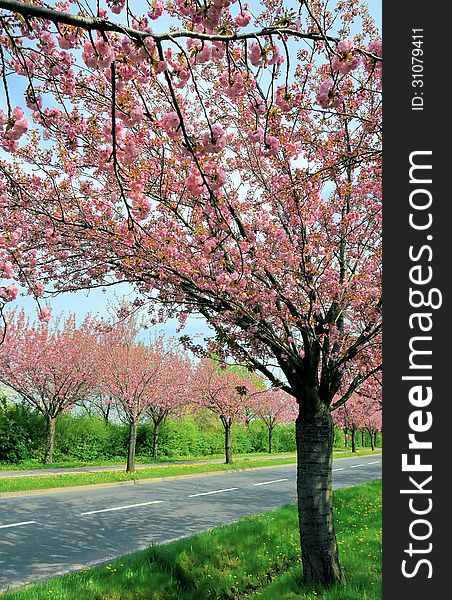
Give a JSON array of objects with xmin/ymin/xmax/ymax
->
[
  {"xmin": 276, "ymin": 86, "xmax": 293, "ymax": 112},
  {"xmin": 173, "ymin": 68, "xmax": 191, "ymax": 89},
  {"xmin": 249, "ymin": 42, "xmax": 263, "ymax": 67},
  {"xmin": 205, "ymin": 163, "xmax": 226, "ymax": 190},
  {"xmin": 250, "ymin": 95, "xmax": 267, "ymax": 116},
  {"xmin": 38, "ymin": 307, "xmax": 52, "ymax": 322},
  {"xmin": 132, "ymin": 193, "xmax": 151, "ymax": 220},
  {"xmin": 211, "ymin": 42, "xmax": 226, "ymax": 61},
  {"xmin": 148, "ymin": 0, "xmax": 164, "ymax": 20},
  {"xmin": 186, "ymin": 172, "xmax": 205, "ymax": 195},
  {"xmin": 82, "ymin": 39, "xmax": 114, "ymax": 70},
  {"xmin": 264, "ymin": 135, "xmax": 279, "ymax": 156},
  {"xmin": 364, "ymin": 40, "xmax": 382, "ymax": 76},
  {"xmin": 248, "ymin": 128, "xmax": 263, "ymax": 143},
  {"xmin": 106, "ymin": 0, "xmax": 126, "ymax": 14},
  {"xmin": 25, "ymin": 90, "xmax": 43, "ymax": 111},
  {"xmin": 0, "ymin": 284, "xmax": 19, "ymax": 302},
  {"xmin": 331, "ymin": 40, "xmax": 360, "ymax": 74},
  {"xmin": 201, "ymin": 125, "xmax": 226, "ymax": 154},
  {"xmin": 0, "ymin": 260, "xmax": 14, "ymax": 278},
  {"xmin": 219, "ymin": 71, "xmax": 245, "ymax": 99},
  {"xmin": 1, "ymin": 106, "xmax": 28, "ymax": 152},
  {"xmin": 316, "ymin": 79, "xmax": 343, "ymax": 109},
  {"xmin": 159, "ymin": 111, "xmax": 181, "ymax": 137},
  {"xmin": 234, "ymin": 6, "xmax": 252, "ymax": 28}
]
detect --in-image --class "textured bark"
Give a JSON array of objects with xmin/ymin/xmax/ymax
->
[
  {"xmin": 268, "ymin": 425, "xmax": 274, "ymax": 454},
  {"xmin": 343, "ymin": 427, "xmax": 348, "ymax": 448},
  {"xmin": 351, "ymin": 425, "xmax": 356, "ymax": 453},
  {"xmin": 126, "ymin": 419, "xmax": 138, "ymax": 472},
  {"xmin": 224, "ymin": 421, "xmax": 232, "ymax": 464},
  {"xmin": 369, "ymin": 430, "xmax": 375, "ymax": 450},
  {"xmin": 361, "ymin": 430, "xmax": 365, "ymax": 447},
  {"xmin": 296, "ymin": 401, "xmax": 344, "ymax": 585},
  {"xmin": 152, "ymin": 422, "xmax": 159, "ymax": 458},
  {"xmin": 44, "ymin": 415, "xmax": 56, "ymax": 465}
]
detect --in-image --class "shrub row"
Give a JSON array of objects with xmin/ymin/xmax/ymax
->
[{"xmin": 0, "ymin": 399, "xmax": 380, "ymax": 465}]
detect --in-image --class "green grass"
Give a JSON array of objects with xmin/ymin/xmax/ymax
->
[
  {"xmin": 0, "ymin": 457, "xmax": 296, "ymax": 493},
  {"xmin": 0, "ymin": 450, "xmax": 381, "ymax": 494},
  {"xmin": 0, "ymin": 480, "xmax": 382, "ymax": 600},
  {"xmin": 0, "ymin": 452, "xmax": 296, "ymax": 471},
  {"xmin": 0, "ymin": 448, "xmax": 380, "ymax": 472}
]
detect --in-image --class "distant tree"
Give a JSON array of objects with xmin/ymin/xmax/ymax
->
[
  {"xmin": 146, "ymin": 348, "xmax": 194, "ymax": 458},
  {"xmin": 252, "ymin": 388, "xmax": 298, "ymax": 453},
  {"xmin": 193, "ymin": 358, "xmax": 261, "ymax": 463},
  {"xmin": 94, "ymin": 321, "xmax": 169, "ymax": 472},
  {"xmin": 0, "ymin": 310, "xmax": 95, "ymax": 463}
]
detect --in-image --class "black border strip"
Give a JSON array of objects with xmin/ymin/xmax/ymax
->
[{"xmin": 382, "ymin": 2, "xmax": 450, "ymax": 597}]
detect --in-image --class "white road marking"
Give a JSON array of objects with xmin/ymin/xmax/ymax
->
[
  {"xmin": 80, "ymin": 500, "xmax": 163, "ymax": 516},
  {"xmin": 0, "ymin": 520, "xmax": 37, "ymax": 530},
  {"xmin": 367, "ymin": 461, "xmax": 380, "ymax": 465},
  {"xmin": 253, "ymin": 478, "xmax": 288, "ymax": 486},
  {"xmin": 350, "ymin": 464, "xmax": 365, "ymax": 468},
  {"xmin": 188, "ymin": 487, "xmax": 238, "ymax": 498},
  {"xmin": 332, "ymin": 468, "xmax": 344, "ymax": 472}
]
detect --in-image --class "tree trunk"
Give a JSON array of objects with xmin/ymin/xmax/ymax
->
[
  {"xmin": 224, "ymin": 421, "xmax": 233, "ymax": 464},
  {"xmin": 351, "ymin": 425, "xmax": 356, "ymax": 453},
  {"xmin": 44, "ymin": 415, "xmax": 56, "ymax": 465},
  {"xmin": 343, "ymin": 427, "xmax": 348, "ymax": 448},
  {"xmin": 152, "ymin": 421, "xmax": 159, "ymax": 459},
  {"xmin": 296, "ymin": 404, "xmax": 344, "ymax": 585},
  {"xmin": 361, "ymin": 429, "xmax": 365, "ymax": 447},
  {"xmin": 126, "ymin": 419, "xmax": 138, "ymax": 472},
  {"xmin": 268, "ymin": 425, "xmax": 273, "ymax": 454},
  {"xmin": 369, "ymin": 429, "xmax": 375, "ymax": 451}
]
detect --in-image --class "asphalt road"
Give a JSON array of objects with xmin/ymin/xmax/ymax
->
[{"xmin": 0, "ymin": 455, "xmax": 381, "ymax": 591}]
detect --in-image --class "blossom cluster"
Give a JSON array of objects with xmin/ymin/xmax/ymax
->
[{"xmin": 0, "ymin": 107, "xmax": 28, "ymax": 152}]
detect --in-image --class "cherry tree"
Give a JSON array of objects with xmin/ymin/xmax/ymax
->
[
  {"xmin": 193, "ymin": 358, "xmax": 261, "ymax": 463},
  {"xmin": 146, "ymin": 348, "xmax": 194, "ymax": 458},
  {"xmin": 0, "ymin": 310, "xmax": 95, "ymax": 463},
  {"xmin": 0, "ymin": 0, "xmax": 381, "ymax": 585},
  {"xmin": 252, "ymin": 388, "xmax": 298, "ymax": 453},
  {"xmin": 363, "ymin": 406, "xmax": 381, "ymax": 450},
  {"xmin": 333, "ymin": 393, "xmax": 378, "ymax": 451},
  {"xmin": 94, "ymin": 322, "xmax": 169, "ymax": 472}
]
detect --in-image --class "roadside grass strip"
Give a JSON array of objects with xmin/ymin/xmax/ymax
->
[
  {"xmin": 0, "ymin": 449, "xmax": 380, "ymax": 473},
  {"xmin": 0, "ymin": 480, "xmax": 381, "ymax": 600},
  {"xmin": 0, "ymin": 458, "xmax": 296, "ymax": 494},
  {"xmin": 0, "ymin": 450, "xmax": 380, "ymax": 494}
]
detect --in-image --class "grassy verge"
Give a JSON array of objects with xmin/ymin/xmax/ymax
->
[
  {"xmin": 0, "ymin": 452, "xmax": 296, "ymax": 471},
  {"xmin": 1, "ymin": 480, "xmax": 381, "ymax": 600},
  {"xmin": 0, "ymin": 450, "xmax": 380, "ymax": 494},
  {"xmin": 0, "ymin": 448, "xmax": 380, "ymax": 472},
  {"xmin": 0, "ymin": 457, "xmax": 296, "ymax": 494}
]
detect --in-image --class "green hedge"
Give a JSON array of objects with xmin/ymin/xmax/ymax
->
[
  {"xmin": 0, "ymin": 403, "xmax": 298, "ymax": 464},
  {"xmin": 0, "ymin": 400, "xmax": 380, "ymax": 466},
  {"xmin": 0, "ymin": 398, "xmax": 46, "ymax": 462}
]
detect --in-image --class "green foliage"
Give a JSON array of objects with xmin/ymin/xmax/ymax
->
[
  {"xmin": 55, "ymin": 414, "xmax": 127, "ymax": 461},
  {"xmin": 2, "ymin": 401, "xmax": 388, "ymax": 467},
  {"xmin": 0, "ymin": 398, "xmax": 45, "ymax": 462}
]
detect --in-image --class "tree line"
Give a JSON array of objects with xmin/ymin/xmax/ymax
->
[{"xmin": 0, "ymin": 308, "xmax": 381, "ymax": 469}]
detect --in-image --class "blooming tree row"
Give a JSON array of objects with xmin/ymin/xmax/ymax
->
[
  {"xmin": 0, "ymin": 309, "xmax": 296, "ymax": 468},
  {"xmin": 0, "ymin": 0, "xmax": 381, "ymax": 585},
  {"xmin": 333, "ymin": 393, "xmax": 381, "ymax": 452}
]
